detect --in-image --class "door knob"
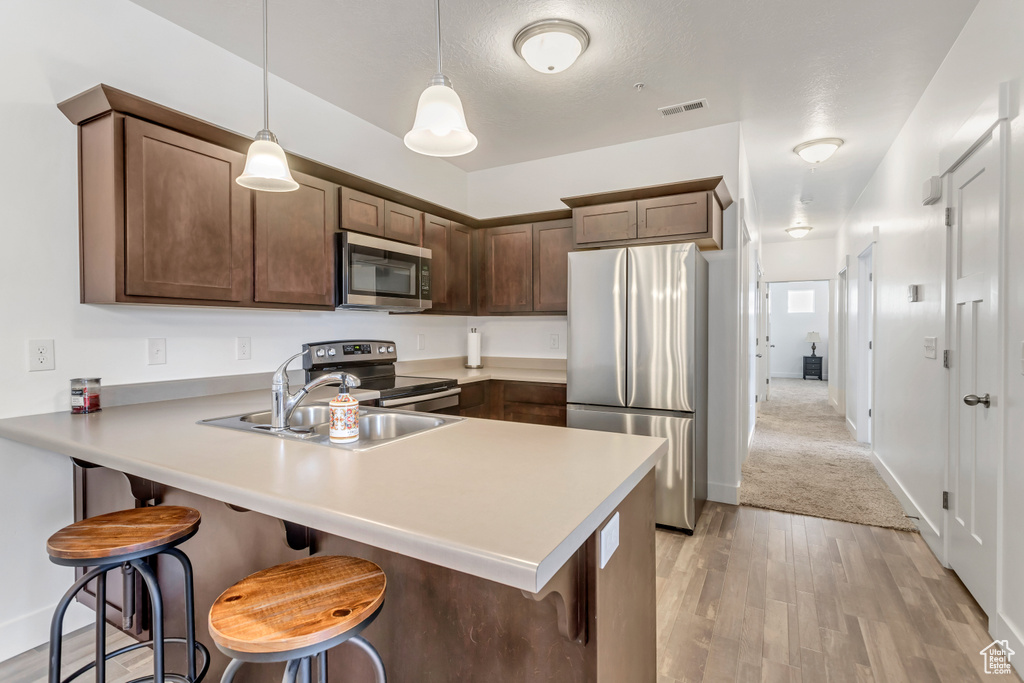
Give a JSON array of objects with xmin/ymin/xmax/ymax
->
[{"xmin": 963, "ymin": 393, "xmax": 991, "ymax": 408}]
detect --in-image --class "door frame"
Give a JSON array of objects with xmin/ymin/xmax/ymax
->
[
  {"xmin": 856, "ymin": 245, "xmax": 875, "ymax": 444},
  {"xmin": 939, "ymin": 88, "xmax": 1010, "ymax": 613},
  {"xmin": 835, "ymin": 266, "xmax": 848, "ymax": 416}
]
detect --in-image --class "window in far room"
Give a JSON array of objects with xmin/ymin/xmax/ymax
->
[{"xmin": 787, "ymin": 289, "xmax": 815, "ymax": 313}]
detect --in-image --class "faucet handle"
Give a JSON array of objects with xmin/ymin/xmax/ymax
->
[
  {"xmin": 272, "ymin": 351, "xmax": 307, "ymax": 391},
  {"xmin": 344, "ymin": 373, "xmax": 361, "ymax": 389}
]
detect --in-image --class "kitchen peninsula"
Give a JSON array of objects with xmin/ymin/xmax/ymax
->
[{"xmin": 0, "ymin": 385, "xmax": 664, "ymax": 682}]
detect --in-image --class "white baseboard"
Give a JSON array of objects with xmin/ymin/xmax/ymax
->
[
  {"xmin": 708, "ymin": 481, "xmax": 739, "ymax": 505},
  {"xmin": 771, "ymin": 373, "xmax": 804, "ymax": 379},
  {"xmin": 868, "ymin": 450, "xmax": 943, "ymax": 555},
  {"xmin": 997, "ymin": 612, "xmax": 1024, "ymax": 676},
  {"xmin": 846, "ymin": 417, "xmax": 857, "ymax": 439},
  {"xmin": 0, "ymin": 601, "xmax": 93, "ymax": 664}
]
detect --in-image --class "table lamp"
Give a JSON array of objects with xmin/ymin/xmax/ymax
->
[{"xmin": 805, "ymin": 332, "xmax": 821, "ymax": 357}]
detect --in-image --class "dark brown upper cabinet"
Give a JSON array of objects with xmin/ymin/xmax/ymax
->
[
  {"xmin": 479, "ymin": 224, "xmax": 534, "ymax": 314},
  {"xmin": 422, "ymin": 214, "xmax": 451, "ymax": 312},
  {"xmin": 254, "ymin": 171, "xmax": 338, "ymax": 308},
  {"xmin": 384, "ymin": 201, "xmax": 423, "ymax": 245},
  {"xmin": 532, "ymin": 219, "xmax": 573, "ymax": 313},
  {"xmin": 447, "ymin": 223, "xmax": 473, "ymax": 314},
  {"xmin": 637, "ymin": 192, "xmax": 709, "ymax": 239},
  {"xmin": 340, "ymin": 187, "xmax": 385, "ymax": 237},
  {"xmin": 572, "ymin": 201, "xmax": 637, "ymax": 245}
]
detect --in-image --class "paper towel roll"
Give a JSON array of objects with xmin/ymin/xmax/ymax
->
[{"xmin": 466, "ymin": 329, "xmax": 482, "ymax": 368}]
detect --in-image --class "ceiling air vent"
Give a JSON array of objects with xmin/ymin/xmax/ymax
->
[{"xmin": 658, "ymin": 98, "xmax": 708, "ymax": 117}]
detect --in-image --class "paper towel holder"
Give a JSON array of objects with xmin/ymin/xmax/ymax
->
[{"xmin": 466, "ymin": 327, "xmax": 483, "ymax": 369}]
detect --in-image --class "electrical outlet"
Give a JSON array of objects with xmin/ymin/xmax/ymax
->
[
  {"xmin": 598, "ymin": 512, "xmax": 620, "ymax": 569},
  {"xmin": 550, "ymin": 334, "xmax": 560, "ymax": 349},
  {"xmin": 417, "ymin": 333, "xmax": 426, "ymax": 351},
  {"xmin": 147, "ymin": 338, "xmax": 167, "ymax": 365},
  {"xmin": 28, "ymin": 339, "xmax": 54, "ymax": 372},
  {"xmin": 236, "ymin": 337, "xmax": 252, "ymax": 361}
]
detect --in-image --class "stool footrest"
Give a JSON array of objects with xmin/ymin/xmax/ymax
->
[{"xmin": 60, "ymin": 637, "xmax": 210, "ymax": 683}]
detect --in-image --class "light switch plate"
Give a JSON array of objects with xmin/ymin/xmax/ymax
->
[
  {"xmin": 147, "ymin": 338, "xmax": 167, "ymax": 365},
  {"xmin": 417, "ymin": 333, "xmax": 426, "ymax": 351},
  {"xmin": 550, "ymin": 334, "xmax": 560, "ymax": 349},
  {"xmin": 598, "ymin": 512, "xmax": 620, "ymax": 569},
  {"xmin": 924, "ymin": 336, "xmax": 938, "ymax": 360}
]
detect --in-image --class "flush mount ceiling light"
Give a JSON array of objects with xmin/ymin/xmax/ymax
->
[
  {"xmin": 404, "ymin": 0, "xmax": 478, "ymax": 157},
  {"xmin": 513, "ymin": 19, "xmax": 590, "ymax": 74},
  {"xmin": 236, "ymin": 0, "xmax": 299, "ymax": 192},
  {"xmin": 786, "ymin": 226, "xmax": 814, "ymax": 239},
  {"xmin": 793, "ymin": 138, "xmax": 844, "ymax": 164}
]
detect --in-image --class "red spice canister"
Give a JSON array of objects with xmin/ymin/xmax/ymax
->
[{"xmin": 70, "ymin": 378, "xmax": 101, "ymax": 414}]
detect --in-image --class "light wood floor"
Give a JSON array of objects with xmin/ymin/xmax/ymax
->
[
  {"xmin": 658, "ymin": 502, "xmax": 1021, "ymax": 683},
  {"xmin": 3, "ymin": 504, "xmax": 1018, "ymax": 682}
]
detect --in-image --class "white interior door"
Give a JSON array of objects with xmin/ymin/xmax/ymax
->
[
  {"xmin": 836, "ymin": 267, "xmax": 848, "ymax": 415},
  {"xmin": 764, "ymin": 284, "xmax": 773, "ymax": 401},
  {"xmin": 856, "ymin": 247, "xmax": 874, "ymax": 444},
  {"xmin": 947, "ymin": 126, "xmax": 1002, "ymax": 619}
]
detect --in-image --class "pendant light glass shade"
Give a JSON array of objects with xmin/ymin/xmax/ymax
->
[
  {"xmin": 236, "ymin": 0, "xmax": 298, "ymax": 192},
  {"xmin": 238, "ymin": 131, "xmax": 300, "ymax": 192},
  {"xmin": 405, "ymin": 77, "xmax": 478, "ymax": 157},
  {"xmin": 405, "ymin": 0, "xmax": 477, "ymax": 157}
]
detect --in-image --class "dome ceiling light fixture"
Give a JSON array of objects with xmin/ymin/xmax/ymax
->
[
  {"xmin": 236, "ymin": 0, "xmax": 299, "ymax": 192},
  {"xmin": 786, "ymin": 226, "xmax": 814, "ymax": 239},
  {"xmin": 404, "ymin": 0, "xmax": 478, "ymax": 157},
  {"xmin": 513, "ymin": 19, "xmax": 590, "ymax": 74},
  {"xmin": 794, "ymin": 137, "xmax": 844, "ymax": 164}
]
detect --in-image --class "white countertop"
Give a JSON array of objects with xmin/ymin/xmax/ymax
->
[{"xmin": 0, "ymin": 390, "xmax": 662, "ymax": 593}]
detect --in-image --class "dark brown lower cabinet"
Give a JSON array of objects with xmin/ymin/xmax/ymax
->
[{"xmin": 452, "ymin": 380, "xmax": 567, "ymax": 427}]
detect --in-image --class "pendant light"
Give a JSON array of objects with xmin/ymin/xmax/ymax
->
[
  {"xmin": 237, "ymin": 0, "xmax": 299, "ymax": 192},
  {"xmin": 404, "ymin": 0, "xmax": 478, "ymax": 157}
]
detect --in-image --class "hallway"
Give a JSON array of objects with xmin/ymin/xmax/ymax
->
[
  {"xmin": 740, "ymin": 379, "xmax": 913, "ymax": 531},
  {"xmin": 655, "ymin": 503, "xmax": 1018, "ymax": 682}
]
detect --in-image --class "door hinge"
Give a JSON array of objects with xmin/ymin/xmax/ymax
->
[
  {"xmin": 945, "ymin": 207, "xmax": 953, "ymax": 227},
  {"xmin": 869, "ymin": 341, "xmax": 873, "ymax": 350},
  {"xmin": 766, "ymin": 378, "xmax": 770, "ymax": 385},
  {"xmin": 942, "ymin": 491, "xmax": 950, "ymax": 510},
  {"xmin": 869, "ymin": 272, "xmax": 873, "ymax": 282},
  {"xmin": 868, "ymin": 408, "xmax": 872, "ymax": 417},
  {"xmin": 943, "ymin": 350, "xmax": 950, "ymax": 368}
]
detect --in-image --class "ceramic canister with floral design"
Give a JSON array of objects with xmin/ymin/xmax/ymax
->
[{"xmin": 329, "ymin": 390, "xmax": 360, "ymax": 443}]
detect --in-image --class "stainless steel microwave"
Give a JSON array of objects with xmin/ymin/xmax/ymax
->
[{"xmin": 336, "ymin": 231, "xmax": 432, "ymax": 312}]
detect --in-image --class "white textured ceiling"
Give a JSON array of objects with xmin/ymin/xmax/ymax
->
[{"xmin": 127, "ymin": 0, "xmax": 977, "ymax": 241}]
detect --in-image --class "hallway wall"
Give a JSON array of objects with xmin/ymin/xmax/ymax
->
[
  {"xmin": 768, "ymin": 281, "xmax": 829, "ymax": 379},
  {"xmin": 835, "ymin": 0, "xmax": 1024, "ymax": 654}
]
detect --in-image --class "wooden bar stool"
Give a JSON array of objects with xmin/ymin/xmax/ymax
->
[
  {"xmin": 209, "ymin": 556, "xmax": 387, "ymax": 683},
  {"xmin": 46, "ymin": 505, "xmax": 210, "ymax": 683}
]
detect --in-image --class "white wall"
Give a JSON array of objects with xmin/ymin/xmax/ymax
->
[
  {"xmin": 761, "ymin": 238, "xmax": 838, "ymax": 283},
  {"xmin": 470, "ymin": 317, "xmax": 568, "ymax": 359},
  {"xmin": 768, "ymin": 282, "xmax": 829, "ymax": 379},
  {"xmin": 834, "ymin": 0, "xmax": 1024, "ymax": 655}
]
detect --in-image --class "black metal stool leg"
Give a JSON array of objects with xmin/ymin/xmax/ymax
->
[
  {"xmin": 316, "ymin": 651, "xmax": 327, "ymax": 683},
  {"xmin": 347, "ymin": 636, "xmax": 386, "ymax": 683},
  {"xmin": 132, "ymin": 559, "xmax": 165, "ymax": 683},
  {"xmin": 220, "ymin": 658, "xmax": 245, "ymax": 683},
  {"xmin": 163, "ymin": 547, "xmax": 198, "ymax": 681},
  {"xmin": 95, "ymin": 571, "xmax": 106, "ymax": 683},
  {"xmin": 49, "ymin": 564, "xmax": 110, "ymax": 683},
  {"xmin": 282, "ymin": 659, "xmax": 301, "ymax": 683}
]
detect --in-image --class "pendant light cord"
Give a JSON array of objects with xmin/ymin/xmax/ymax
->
[
  {"xmin": 263, "ymin": 0, "xmax": 269, "ymax": 130},
  {"xmin": 434, "ymin": 0, "xmax": 443, "ymax": 76}
]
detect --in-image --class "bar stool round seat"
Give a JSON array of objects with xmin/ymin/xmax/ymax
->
[
  {"xmin": 47, "ymin": 505, "xmax": 201, "ymax": 565},
  {"xmin": 209, "ymin": 556, "xmax": 387, "ymax": 682},
  {"xmin": 46, "ymin": 505, "xmax": 209, "ymax": 683}
]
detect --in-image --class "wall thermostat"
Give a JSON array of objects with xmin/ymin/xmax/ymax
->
[{"xmin": 922, "ymin": 176, "xmax": 942, "ymax": 206}]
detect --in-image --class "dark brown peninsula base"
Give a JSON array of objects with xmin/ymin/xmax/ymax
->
[{"xmin": 71, "ymin": 463, "xmax": 655, "ymax": 682}]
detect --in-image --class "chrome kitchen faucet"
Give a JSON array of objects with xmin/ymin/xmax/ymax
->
[{"xmin": 270, "ymin": 352, "xmax": 360, "ymax": 432}]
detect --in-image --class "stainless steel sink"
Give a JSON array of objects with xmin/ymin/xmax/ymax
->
[{"xmin": 200, "ymin": 405, "xmax": 462, "ymax": 452}]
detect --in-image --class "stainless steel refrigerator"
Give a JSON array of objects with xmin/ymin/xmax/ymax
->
[{"xmin": 566, "ymin": 242, "xmax": 708, "ymax": 532}]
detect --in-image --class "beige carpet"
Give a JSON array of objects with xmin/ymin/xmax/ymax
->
[{"xmin": 740, "ymin": 377, "xmax": 918, "ymax": 532}]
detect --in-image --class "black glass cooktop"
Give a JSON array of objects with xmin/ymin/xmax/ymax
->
[{"xmin": 358, "ymin": 375, "xmax": 457, "ymax": 398}]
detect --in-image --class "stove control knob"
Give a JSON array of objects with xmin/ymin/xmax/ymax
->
[
  {"xmin": 387, "ymin": 345, "xmax": 395, "ymax": 353},
  {"xmin": 378, "ymin": 345, "xmax": 386, "ymax": 354},
  {"xmin": 327, "ymin": 347, "xmax": 336, "ymax": 357},
  {"xmin": 315, "ymin": 348, "xmax": 326, "ymax": 358}
]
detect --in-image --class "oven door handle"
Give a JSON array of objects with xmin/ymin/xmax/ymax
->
[{"xmin": 379, "ymin": 387, "xmax": 461, "ymax": 408}]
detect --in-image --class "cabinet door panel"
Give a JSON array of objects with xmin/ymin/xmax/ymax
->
[
  {"xmin": 533, "ymin": 219, "xmax": 573, "ymax": 312},
  {"xmin": 124, "ymin": 117, "xmax": 251, "ymax": 301},
  {"xmin": 340, "ymin": 187, "xmax": 385, "ymax": 236},
  {"xmin": 422, "ymin": 214, "xmax": 450, "ymax": 311},
  {"xmin": 384, "ymin": 201, "xmax": 423, "ymax": 245},
  {"xmin": 254, "ymin": 172, "xmax": 337, "ymax": 307},
  {"xmin": 448, "ymin": 223, "xmax": 473, "ymax": 314},
  {"xmin": 480, "ymin": 225, "xmax": 533, "ymax": 313},
  {"xmin": 637, "ymin": 192, "xmax": 709, "ymax": 238},
  {"xmin": 573, "ymin": 201, "xmax": 636, "ymax": 244}
]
